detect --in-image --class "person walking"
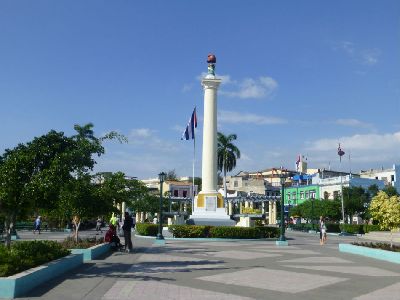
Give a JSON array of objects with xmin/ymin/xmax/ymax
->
[
  {"xmin": 96, "ymin": 217, "xmax": 103, "ymax": 233},
  {"xmin": 319, "ymin": 216, "xmax": 327, "ymax": 245},
  {"xmin": 122, "ymin": 212, "xmax": 133, "ymax": 253},
  {"xmin": 33, "ymin": 216, "xmax": 42, "ymax": 234}
]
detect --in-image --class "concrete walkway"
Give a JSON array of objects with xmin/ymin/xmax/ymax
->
[{"xmin": 6, "ymin": 230, "xmax": 400, "ymax": 300}]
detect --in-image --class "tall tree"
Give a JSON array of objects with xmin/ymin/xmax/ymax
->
[
  {"xmin": 342, "ymin": 186, "xmax": 369, "ymax": 223},
  {"xmin": 217, "ymin": 132, "xmax": 241, "ymax": 200}
]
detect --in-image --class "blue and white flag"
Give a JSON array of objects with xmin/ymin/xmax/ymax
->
[{"xmin": 181, "ymin": 107, "xmax": 197, "ymax": 140}]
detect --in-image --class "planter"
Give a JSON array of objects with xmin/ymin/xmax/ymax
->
[
  {"xmin": 70, "ymin": 243, "xmax": 111, "ymax": 261},
  {"xmin": 0, "ymin": 253, "xmax": 83, "ymax": 299},
  {"xmin": 339, "ymin": 243, "xmax": 400, "ymax": 264}
]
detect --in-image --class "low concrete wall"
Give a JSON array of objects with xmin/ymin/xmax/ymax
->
[
  {"xmin": 0, "ymin": 253, "xmax": 83, "ymax": 299},
  {"xmin": 71, "ymin": 243, "xmax": 111, "ymax": 261},
  {"xmin": 339, "ymin": 243, "xmax": 400, "ymax": 264}
]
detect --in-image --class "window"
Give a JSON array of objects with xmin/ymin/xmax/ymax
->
[
  {"xmin": 391, "ymin": 175, "xmax": 395, "ymax": 182},
  {"xmin": 305, "ymin": 191, "xmax": 309, "ymax": 199},
  {"xmin": 333, "ymin": 191, "xmax": 339, "ymax": 199},
  {"xmin": 183, "ymin": 191, "xmax": 187, "ymax": 198},
  {"xmin": 234, "ymin": 181, "xmax": 238, "ymax": 187},
  {"xmin": 292, "ymin": 192, "xmax": 296, "ymax": 199},
  {"xmin": 310, "ymin": 190, "xmax": 316, "ymax": 199},
  {"xmin": 287, "ymin": 193, "xmax": 291, "ymax": 200},
  {"xmin": 174, "ymin": 190, "xmax": 178, "ymax": 197},
  {"xmin": 324, "ymin": 191, "xmax": 329, "ymax": 200},
  {"xmin": 300, "ymin": 192, "xmax": 304, "ymax": 199}
]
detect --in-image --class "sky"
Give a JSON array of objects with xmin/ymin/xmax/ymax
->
[{"xmin": 1, "ymin": 1, "xmax": 399, "ymax": 179}]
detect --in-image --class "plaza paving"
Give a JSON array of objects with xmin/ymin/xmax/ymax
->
[{"xmin": 7, "ymin": 230, "xmax": 400, "ymax": 300}]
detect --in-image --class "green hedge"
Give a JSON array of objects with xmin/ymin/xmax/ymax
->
[
  {"xmin": 135, "ymin": 223, "xmax": 159, "ymax": 236},
  {"xmin": 0, "ymin": 240, "xmax": 71, "ymax": 277},
  {"xmin": 289, "ymin": 223, "xmax": 316, "ymax": 231},
  {"xmin": 168, "ymin": 225, "xmax": 279, "ymax": 239},
  {"xmin": 169, "ymin": 225, "xmax": 211, "ymax": 238}
]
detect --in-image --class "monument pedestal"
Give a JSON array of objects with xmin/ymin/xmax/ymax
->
[{"xmin": 188, "ymin": 191, "xmax": 236, "ymax": 226}]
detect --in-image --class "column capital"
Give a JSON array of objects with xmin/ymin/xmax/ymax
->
[{"xmin": 202, "ymin": 78, "xmax": 222, "ymax": 90}]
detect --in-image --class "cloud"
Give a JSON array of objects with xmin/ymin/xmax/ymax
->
[
  {"xmin": 307, "ymin": 132, "xmax": 400, "ymax": 152},
  {"xmin": 333, "ymin": 41, "xmax": 380, "ymax": 66},
  {"xmin": 335, "ymin": 118, "xmax": 373, "ymax": 129},
  {"xmin": 334, "ymin": 41, "xmax": 355, "ymax": 55},
  {"xmin": 361, "ymin": 49, "xmax": 380, "ymax": 66},
  {"xmin": 182, "ymin": 83, "xmax": 193, "ymax": 93},
  {"xmin": 196, "ymin": 73, "xmax": 278, "ymax": 99},
  {"xmin": 219, "ymin": 110, "xmax": 287, "ymax": 125},
  {"xmin": 130, "ymin": 128, "xmax": 154, "ymax": 138},
  {"xmin": 221, "ymin": 76, "xmax": 278, "ymax": 99}
]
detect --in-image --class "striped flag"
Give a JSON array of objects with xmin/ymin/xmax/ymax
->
[{"xmin": 181, "ymin": 107, "xmax": 197, "ymax": 140}]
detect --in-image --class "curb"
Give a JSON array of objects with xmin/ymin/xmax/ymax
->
[
  {"xmin": 339, "ymin": 243, "xmax": 400, "ymax": 264},
  {"xmin": 135, "ymin": 234, "xmax": 277, "ymax": 242},
  {"xmin": 71, "ymin": 243, "xmax": 111, "ymax": 261},
  {"xmin": 0, "ymin": 253, "xmax": 83, "ymax": 299}
]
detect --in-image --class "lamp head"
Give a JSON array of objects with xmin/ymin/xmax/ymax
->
[{"xmin": 158, "ymin": 172, "xmax": 167, "ymax": 182}]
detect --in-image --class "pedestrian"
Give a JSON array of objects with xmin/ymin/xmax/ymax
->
[
  {"xmin": 122, "ymin": 211, "xmax": 133, "ymax": 252},
  {"xmin": 96, "ymin": 217, "xmax": 102, "ymax": 233},
  {"xmin": 33, "ymin": 216, "xmax": 42, "ymax": 234},
  {"xmin": 104, "ymin": 225, "xmax": 122, "ymax": 250},
  {"xmin": 109, "ymin": 213, "xmax": 118, "ymax": 227},
  {"xmin": 319, "ymin": 216, "xmax": 327, "ymax": 245}
]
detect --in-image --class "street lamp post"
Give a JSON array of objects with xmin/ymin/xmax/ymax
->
[
  {"xmin": 278, "ymin": 169, "xmax": 286, "ymax": 242},
  {"xmin": 311, "ymin": 196, "xmax": 315, "ymax": 230},
  {"xmin": 156, "ymin": 172, "xmax": 167, "ymax": 241}
]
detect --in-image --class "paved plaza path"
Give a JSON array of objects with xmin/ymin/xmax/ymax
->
[{"xmin": 8, "ymin": 230, "xmax": 400, "ymax": 300}]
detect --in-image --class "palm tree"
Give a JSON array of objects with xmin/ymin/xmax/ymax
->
[{"xmin": 217, "ymin": 132, "xmax": 241, "ymax": 201}]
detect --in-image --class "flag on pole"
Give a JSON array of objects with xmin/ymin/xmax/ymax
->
[
  {"xmin": 181, "ymin": 107, "xmax": 197, "ymax": 140},
  {"xmin": 338, "ymin": 143, "xmax": 345, "ymax": 162}
]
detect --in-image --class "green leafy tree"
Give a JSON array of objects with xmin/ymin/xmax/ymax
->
[
  {"xmin": 217, "ymin": 132, "xmax": 241, "ymax": 200},
  {"xmin": 382, "ymin": 185, "xmax": 399, "ymax": 197},
  {"xmin": 166, "ymin": 169, "xmax": 178, "ymax": 181},
  {"xmin": 0, "ymin": 123, "xmax": 126, "ymax": 247},
  {"xmin": 0, "ymin": 144, "xmax": 35, "ymax": 248},
  {"xmin": 369, "ymin": 191, "xmax": 400, "ymax": 248},
  {"xmin": 342, "ymin": 186, "xmax": 369, "ymax": 223}
]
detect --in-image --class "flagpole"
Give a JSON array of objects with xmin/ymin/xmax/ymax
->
[{"xmin": 192, "ymin": 133, "xmax": 196, "ymax": 210}]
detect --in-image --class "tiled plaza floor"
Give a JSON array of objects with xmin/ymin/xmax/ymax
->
[{"xmin": 10, "ymin": 230, "xmax": 400, "ymax": 300}]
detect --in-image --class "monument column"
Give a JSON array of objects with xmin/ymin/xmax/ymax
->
[
  {"xmin": 188, "ymin": 54, "xmax": 235, "ymax": 226},
  {"xmin": 201, "ymin": 78, "xmax": 221, "ymax": 193}
]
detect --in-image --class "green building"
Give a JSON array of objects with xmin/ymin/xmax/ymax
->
[{"xmin": 283, "ymin": 184, "xmax": 320, "ymax": 206}]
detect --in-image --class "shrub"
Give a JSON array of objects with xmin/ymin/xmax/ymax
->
[
  {"xmin": 0, "ymin": 241, "xmax": 70, "ymax": 277},
  {"xmin": 289, "ymin": 223, "xmax": 316, "ymax": 232},
  {"xmin": 169, "ymin": 225, "xmax": 211, "ymax": 238},
  {"xmin": 352, "ymin": 242, "xmax": 400, "ymax": 252},
  {"xmin": 136, "ymin": 223, "xmax": 159, "ymax": 236},
  {"xmin": 255, "ymin": 226, "xmax": 280, "ymax": 238},
  {"xmin": 59, "ymin": 236, "xmax": 104, "ymax": 249},
  {"xmin": 210, "ymin": 226, "xmax": 257, "ymax": 239},
  {"xmin": 326, "ymin": 223, "xmax": 341, "ymax": 233},
  {"xmin": 168, "ymin": 225, "xmax": 279, "ymax": 239}
]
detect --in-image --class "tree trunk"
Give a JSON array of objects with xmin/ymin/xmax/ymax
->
[
  {"xmin": 223, "ymin": 166, "xmax": 227, "ymax": 201},
  {"xmin": 72, "ymin": 217, "xmax": 81, "ymax": 243},
  {"xmin": 4, "ymin": 218, "xmax": 11, "ymax": 249}
]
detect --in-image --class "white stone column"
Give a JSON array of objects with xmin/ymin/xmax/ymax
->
[
  {"xmin": 228, "ymin": 202, "xmax": 233, "ymax": 215},
  {"xmin": 201, "ymin": 78, "xmax": 221, "ymax": 193},
  {"xmin": 268, "ymin": 202, "xmax": 273, "ymax": 225}
]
